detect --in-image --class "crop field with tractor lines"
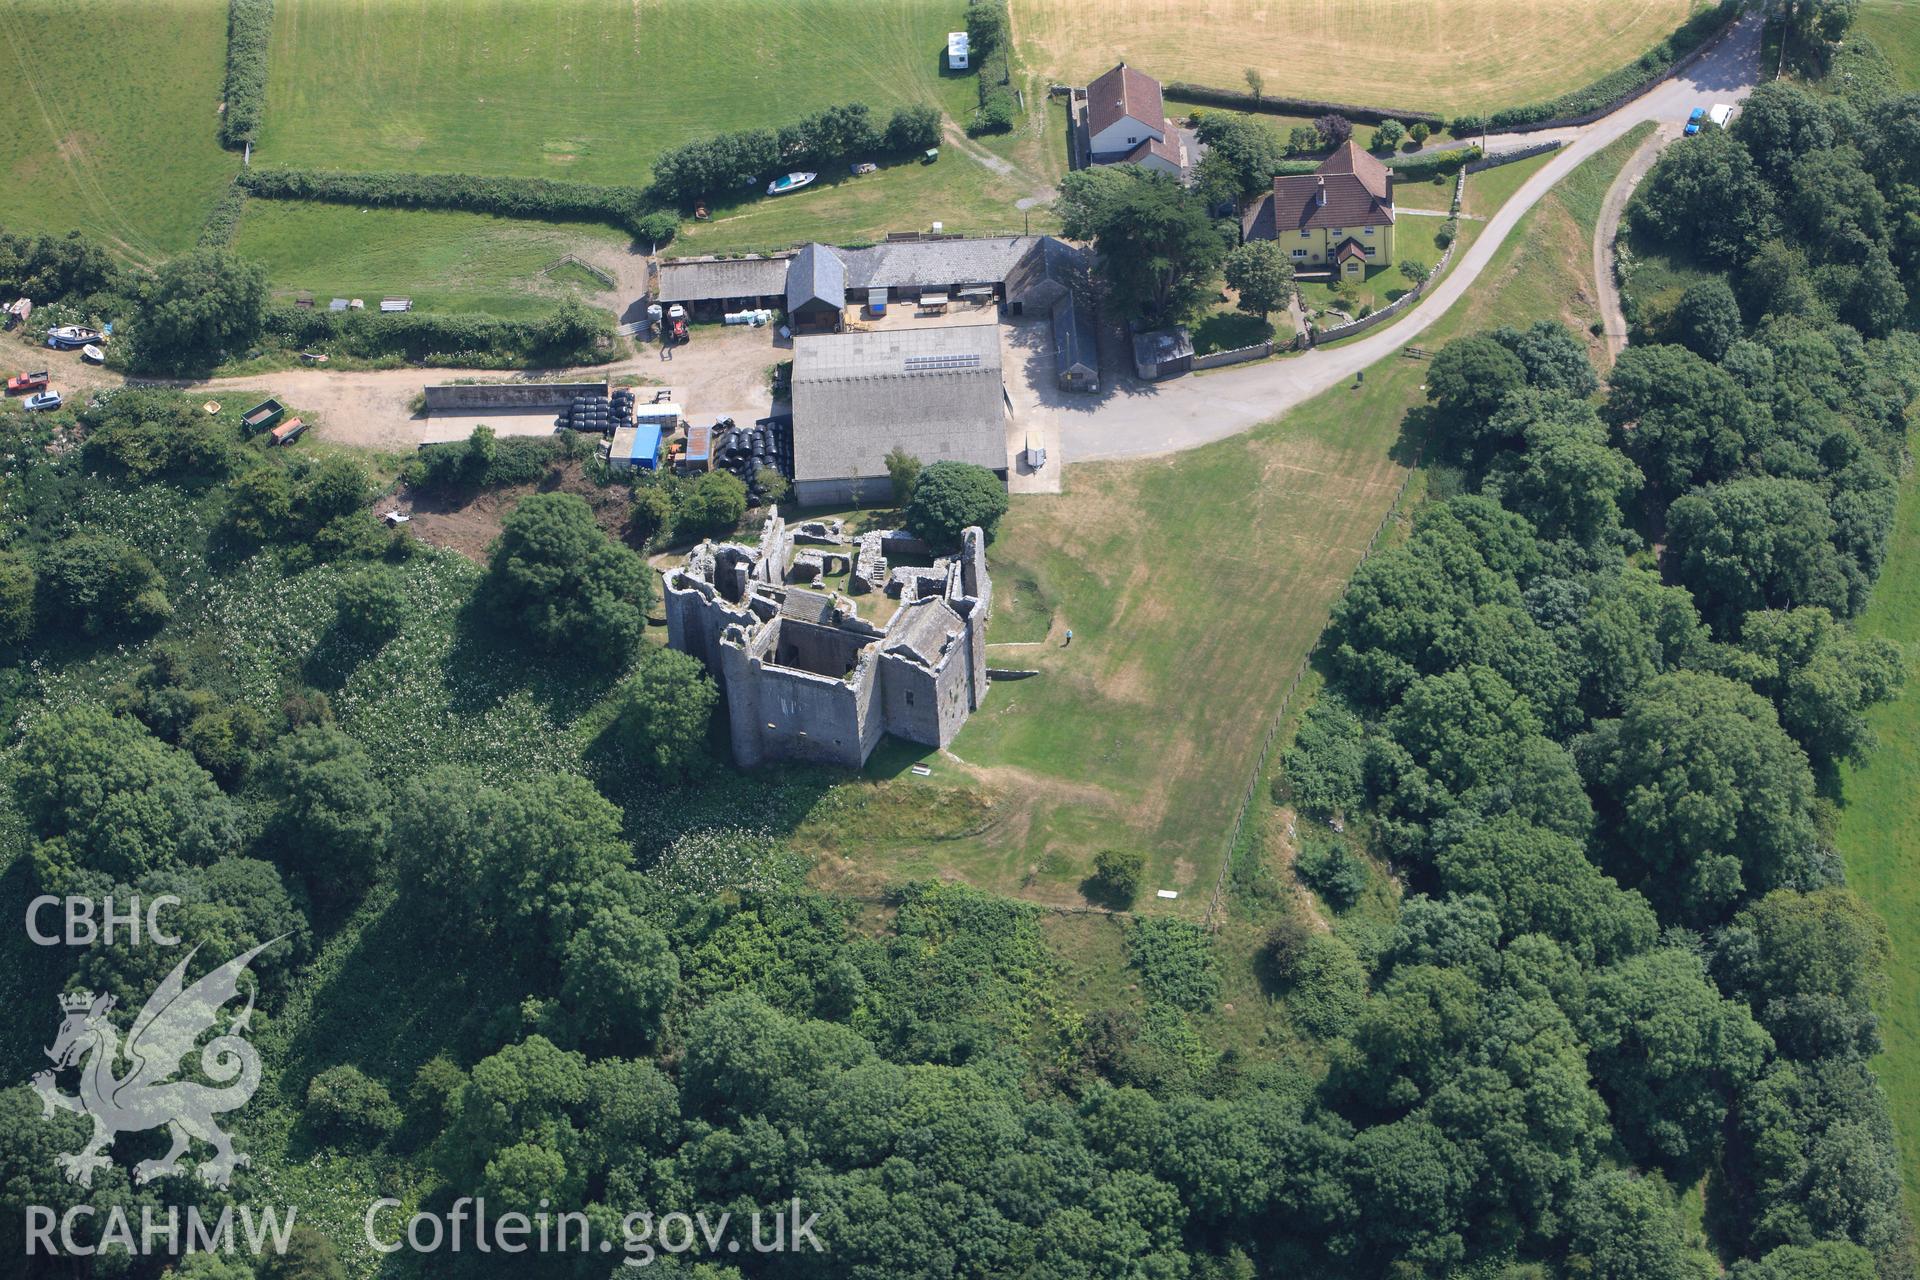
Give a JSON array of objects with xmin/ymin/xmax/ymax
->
[{"xmin": 1013, "ymin": 0, "xmax": 1703, "ymax": 118}]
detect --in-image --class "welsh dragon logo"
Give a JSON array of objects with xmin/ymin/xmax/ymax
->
[{"xmin": 31, "ymin": 937, "xmax": 284, "ymax": 1190}]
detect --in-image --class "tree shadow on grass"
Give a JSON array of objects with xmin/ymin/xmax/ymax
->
[
  {"xmin": 268, "ymin": 884, "xmax": 537, "ymax": 1156},
  {"xmin": 1391, "ymin": 402, "xmax": 1440, "ymax": 470},
  {"xmin": 298, "ymin": 619, "xmax": 385, "ymax": 693},
  {"xmin": 437, "ymin": 589, "xmax": 625, "ymax": 725}
]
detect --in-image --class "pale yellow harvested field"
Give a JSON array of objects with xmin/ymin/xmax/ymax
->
[{"xmin": 1013, "ymin": 0, "xmax": 1701, "ymax": 117}]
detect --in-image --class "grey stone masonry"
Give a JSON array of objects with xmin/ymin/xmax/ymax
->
[{"xmin": 661, "ymin": 508, "xmax": 992, "ymax": 768}]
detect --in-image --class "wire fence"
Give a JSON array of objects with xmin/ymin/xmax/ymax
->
[{"xmin": 1202, "ymin": 437, "xmax": 1427, "ymax": 931}]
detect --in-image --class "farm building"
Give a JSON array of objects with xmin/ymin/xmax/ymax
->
[
  {"xmin": 786, "ymin": 243, "xmax": 847, "ymax": 333},
  {"xmin": 789, "ymin": 323, "xmax": 1008, "ymax": 507},
  {"xmin": 658, "ymin": 235, "xmax": 1091, "ymax": 323},
  {"xmin": 1241, "ymin": 140, "xmax": 1396, "ymax": 274},
  {"xmin": 1133, "ymin": 326, "xmax": 1194, "ymax": 380},
  {"xmin": 1004, "ymin": 235, "xmax": 1100, "ymax": 392},
  {"xmin": 1083, "ymin": 62, "xmax": 1190, "ymax": 179},
  {"xmin": 655, "ymin": 255, "xmax": 791, "ymax": 319}
]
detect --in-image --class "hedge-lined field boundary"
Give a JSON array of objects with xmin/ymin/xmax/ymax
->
[
  {"xmin": 236, "ymin": 168, "xmax": 677, "ymax": 242},
  {"xmin": 197, "ymin": 182, "xmax": 249, "ymax": 248},
  {"xmin": 220, "ymin": 0, "xmax": 273, "ymax": 148},
  {"xmin": 265, "ymin": 303, "xmax": 614, "ymax": 368},
  {"xmin": 968, "ymin": 0, "xmax": 1016, "ymax": 134},
  {"xmin": 1167, "ymin": 82, "xmax": 1441, "ymax": 128}
]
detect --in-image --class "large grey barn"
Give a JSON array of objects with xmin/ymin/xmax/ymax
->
[{"xmin": 789, "ymin": 323, "xmax": 1009, "ymax": 507}]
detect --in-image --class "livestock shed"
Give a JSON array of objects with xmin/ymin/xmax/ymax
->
[
  {"xmin": 655, "ymin": 254, "xmax": 792, "ymax": 319},
  {"xmin": 790, "ymin": 323, "xmax": 1008, "ymax": 507},
  {"xmin": 1133, "ymin": 326, "xmax": 1193, "ymax": 380},
  {"xmin": 786, "ymin": 243, "xmax": 847, "ymax": 333},
  {"xmin": 655, "ymin": 236, "xmax": 1091, "ymax": 330},
  {"xmin": 1004, "ymin": 236, "xmax": 1099, "ymax": 393}
]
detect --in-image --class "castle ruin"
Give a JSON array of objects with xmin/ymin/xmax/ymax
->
[{"xmin": 662, "ymin": 509, "xmax": 992, "ymax": 768}]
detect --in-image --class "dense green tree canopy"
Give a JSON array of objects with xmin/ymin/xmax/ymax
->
[
  {"xmin": 1581, "ymin": 671, "xmax": 1818, "ymax": 924},
  {"xmin": 486, "ymin": 491, "xmax": 652, "ymax": 653},
  {"xmin": 612, "ymin": 647, "xmax": 719, "ymax": 775},
  {"xmin": 1602, "ymin": 342, "xmax": 1758, "ymax": 493},
  {"xmin": 36, "ymin": 533, "xmax": 171, "ymax": 636},
  {"xmin": 903, "ymin": 461, "xmax": 1008, "ymax": 548},
  {"xmin": 258, "ymin": 724, "xmax": 393, "ymax": 902},
  {"xmin": 1056, "ymin": 165, "xmax": 1227, "ymax": 320},
  {"xmin": 1587, "ymin": 947, "xmax": 1771, "ymax": 1176},
  {"xmin": 1222, "ymin": 240, "xmax": 1295, "ymax": 321},
  {"xmin": 17, "ymin": 703, "xmax": 239, "ymax": 885},
  {"xmin": 1665, "ymin": 477, "xmax": 1852, "ymax": 629},
  {"xmin": 131, "ymin": 247, "xmax": 270, "ymax": 371}
]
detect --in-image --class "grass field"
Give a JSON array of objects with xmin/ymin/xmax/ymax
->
[
  {"xmin": 245, "ymin": 0, "xmax": 1064, "ymax": 284},
  {"xmin": 1836, "ymin": 445, "xmax": 1920, "ymax": 1226},
  {"xmin": 1013, "ymin": 0, "xmax": 1702, "ymax": 118},
  {"xmin": 0, "ymin": 0, "xmax": 237, "ymax": 262},
  {"xmin": 261, "ymin": 0, "xmax": 977, "ymax": 181},
  {"xmin": 1858, "ymin": 0, "xmax": 1920, "ymax": 87},
  {"xmin": 232, "ymin": 201, "xmax": 631, "ymax": 318}
]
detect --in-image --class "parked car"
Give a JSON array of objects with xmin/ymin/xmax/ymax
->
[
  {"xmin": 24, "ymin": 391, "xmax": 63, "ymax": 412},
  {"xmin": 1708, "ymin": 103, "xmax": 1736, "ymax": 128},
  {"xmin": 1684, "ymin": 107, "xmax": 1706, "ymax": 135},
  {"xmin": 6, "ymin": 370, "xmax": 49, "ymax": 394}
]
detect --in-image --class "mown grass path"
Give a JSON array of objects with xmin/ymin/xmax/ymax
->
[{"xmin": 1837, "ymin": 446, "xmax": 1920, "ymax": 1226}]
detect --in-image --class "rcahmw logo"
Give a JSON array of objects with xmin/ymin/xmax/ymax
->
[{"xmin": 24, "ymin": 936, "xmax": 295, "ymax": 1257}]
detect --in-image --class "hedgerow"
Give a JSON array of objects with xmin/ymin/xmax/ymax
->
[
  {"xmin": 237, "ymin": 168, "xmax": 675, "ymax": 243},
  {"xmin": 648, "ymin": 103, "xmax": 937, "ymax": 205},
  {"xmin": 264, "ymin": 302, "xmax": 613, "ymax": 368},
  {"xmin": 219, "ymin": 0, "xmax": 273, "ymax": 148},
  {"xmin": 968, "ymin": 0, "xmax": 1015, "ymax": 135},
  {"xmin": 1168, "ymin": 82, "xmax": 1440, "ymax": 128},
  {"xmin": 197, "ymin": 181, "xmax": 248, "ymax": 248},
  {"xmin": 1384, "ymin": 146, "xmax": 1480, "ymax": 181}
]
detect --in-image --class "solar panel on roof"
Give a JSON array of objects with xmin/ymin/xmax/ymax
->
[{"xmin": 902, "ymin": 353, "xmax": 981, "ymax": 372}]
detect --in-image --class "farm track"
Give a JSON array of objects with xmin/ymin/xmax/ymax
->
[{"xmin": 1592, "ymin": 127, "xmax": 1672, "ymax": 364}]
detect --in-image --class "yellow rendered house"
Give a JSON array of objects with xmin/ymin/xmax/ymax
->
[{"xmin": 1241, "ymin": 139, "xmax": 1396, "ymax": 279}]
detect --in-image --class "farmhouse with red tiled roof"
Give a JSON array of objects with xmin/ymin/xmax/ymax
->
[
  {"xmin": 1083, "ymin": 62, "xmax": 1190, "ymax": 180},
  {"xmin": 1241, "ymin": 139, "xmax": 1396, "ymax": 278}
]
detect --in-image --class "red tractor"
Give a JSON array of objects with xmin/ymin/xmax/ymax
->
[{"xmin": 6, "ymin": 370, "xmax": 49, "ymax": 395}]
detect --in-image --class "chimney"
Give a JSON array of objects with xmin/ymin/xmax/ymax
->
[{"xmin": 1315, "ymin": 176, "xmax": 1326, "ymax": 207}]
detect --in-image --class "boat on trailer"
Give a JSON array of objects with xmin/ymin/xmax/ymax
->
[{"xmin": 765, "ymin": 171, "xmax": 817, "ymax": 196}]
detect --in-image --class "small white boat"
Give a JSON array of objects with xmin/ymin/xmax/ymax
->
[
  {"xmin": 766, "ymin": 171, "xmax": 817, "ymax": 196},
  {"xmin": 81, "ymin": 344, "xmax": 104, "ymax": 363},
  {"xmin": 45, "ymin": 325, "xmax": 100, "ymax": 350}
]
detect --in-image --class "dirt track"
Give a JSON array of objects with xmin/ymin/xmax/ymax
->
[{"xmin": 1592, "ymin": 127, "xmax": 1673, "ymax": 365}]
